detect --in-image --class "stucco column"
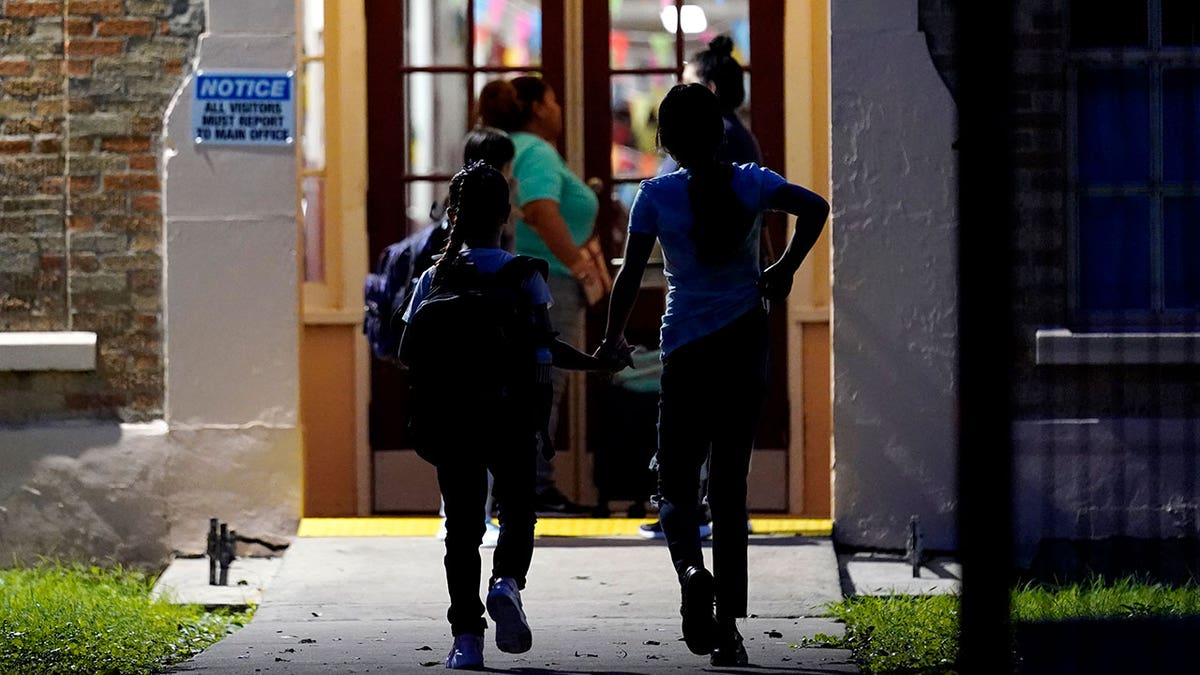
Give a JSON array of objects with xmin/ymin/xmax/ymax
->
[
  {"xmin": 162, "ymin": 0, "xmax": 302, "ymax": 552},
  {"xmin": 831, "ymin": 0, "xmax": 959, "ymax": 550}
]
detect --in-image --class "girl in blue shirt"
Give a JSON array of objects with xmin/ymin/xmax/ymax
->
[{"xmin": 597, "ymin": 83, "xmax": 830, "ymax": 667}]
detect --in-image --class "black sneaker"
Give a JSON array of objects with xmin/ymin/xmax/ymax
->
[
  {"xmin": 638, "ymin": 521, "xmax": 665, "ymax": 539},
  {"xmin": 709, "ymin": 624, "xmax": 748, "ymax": 667},
  {"xmin": 533, "ymin": 488, "xmax": 589, "ymax": 515},
  {"xmin": 679, "ymin": 566, "xmax": 718, "ymax": 655}
]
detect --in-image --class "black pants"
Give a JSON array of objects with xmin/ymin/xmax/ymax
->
[
  {"xmin": 434, "ymin": 418, "xmax": 538, "ymax": 636},
  {"xmin": 655, "ymin": 308, "xmax": 769, "ymax": 619}
]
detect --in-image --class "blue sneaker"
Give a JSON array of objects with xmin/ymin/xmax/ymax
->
[
  {"xmin": 486, "ymin": 577, "xmax": 532, "ymax": 653},
  {"xmin": 445, "ymin": 633, "xmax": 484, "ymax": 670}
]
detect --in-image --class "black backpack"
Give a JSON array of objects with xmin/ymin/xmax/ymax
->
[
  {"xmin": 398, "ymin": 255, "xmax": 552, "ymax": 460},
  {"xmin": 362, "ymin": 220, "xmax": 449, "ymax": 363}
]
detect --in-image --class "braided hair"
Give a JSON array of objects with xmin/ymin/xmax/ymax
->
[
  {"xmin": 657, "ymin": 83, "xmax": 754, "ymax": 266},
  {"xmin": 433, "ymin": 160, "xmax": 511, "ymax": 282}
]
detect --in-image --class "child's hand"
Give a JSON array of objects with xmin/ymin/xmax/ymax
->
[
  {"xmin": 594, "ymin": 336, "xmax": 634, "ymax": 372},
  {"xmin": 759, "ymin": 262, "xmax": 795, "ymax": 302}
]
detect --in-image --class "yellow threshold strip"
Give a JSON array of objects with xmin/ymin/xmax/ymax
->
[{"xmin": 298, "ymin": 517, "xmax": 832, "ymax": 538}]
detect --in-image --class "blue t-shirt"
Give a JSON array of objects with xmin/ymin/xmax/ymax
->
[
  {"xmin": 403, "ymin": 247, "xmax": 554, "ymax": 363},
  {"xmin": 628, "ymin": 163, "xmax": 788, "ymax": 357},
  {"xmin": 511, "ymin": 132, "xmax": 599, "ymax": 278}
]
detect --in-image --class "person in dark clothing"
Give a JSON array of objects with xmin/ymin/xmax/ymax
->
[
  {"xmin": 597, "ymin": 83, "xmax": 829, "ymax": 667},
  {"xmin": 643, "ymin": 33, "xmax": 764, "ymax": 542},
  {"xmin": 402, "ymin": 161, "xmax": 605, "ymax": 670}
]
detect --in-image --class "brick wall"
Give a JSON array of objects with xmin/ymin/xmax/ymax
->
[
  {"xmin": 1008, "ymin": 0, "xmax": 1200, "ymax": 419},
  {"xmin": 0, "ymin": 0, "xmax": 203, "ymax": 423}
]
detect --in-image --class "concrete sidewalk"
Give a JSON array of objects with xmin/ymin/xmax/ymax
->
[{"xmin": 160, "ymin": 534, "xmax": 861, "ymax": 674}]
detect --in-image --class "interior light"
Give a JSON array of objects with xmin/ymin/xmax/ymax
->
[{"xmin": 660, "ymin": 4, "xmax": 708, "ymax": 35}]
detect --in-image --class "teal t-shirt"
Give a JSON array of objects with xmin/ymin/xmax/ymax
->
[{"xmin": 511, "ymin": 132, "xmax": 598, "ymax": 277}]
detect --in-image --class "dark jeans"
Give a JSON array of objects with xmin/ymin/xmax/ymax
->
[
  {"xmin": 435, "ymin": 418, "xmax": 538, "ymax": 636},
  {"xmin": 655, "ymin": 307, "xmax": 769, "ymax": 619}
]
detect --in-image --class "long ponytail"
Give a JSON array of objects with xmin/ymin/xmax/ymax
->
[{"xmin": 657, "ymin": 83, "xmax": 754, "ymax": 265}]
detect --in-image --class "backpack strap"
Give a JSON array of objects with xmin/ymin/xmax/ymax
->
[{"xmin": 495, "ymin": 255, "xmax": 550, "ymax": 288}]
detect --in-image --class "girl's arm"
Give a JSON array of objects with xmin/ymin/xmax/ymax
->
[
  {"xmin": 760, "ymin": 183, "xmax": 831, "ymax": 301},
  {"xmin": 529, "ymin": 305, "xmax": 607, "ymax": 371},
  {"xmin": 596, "ymin": 231, "xmax": 656, "ymax": 368}
]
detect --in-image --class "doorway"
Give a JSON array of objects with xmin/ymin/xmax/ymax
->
[{"xmin": 365, "ymin": 0, "xmax": 794, "ymax": 513}]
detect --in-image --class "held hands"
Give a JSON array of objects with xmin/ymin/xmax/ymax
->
[
  {"xmin": 758, "ymin": 261, "xmax": 795, "ymax": 303},
  {"xmin": 593, "ymin": 335, "xmax": 635, "ymax": 373}
]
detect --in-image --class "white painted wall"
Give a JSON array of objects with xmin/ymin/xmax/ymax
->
[
  {"xmin": 0, "ymin": 0, "xmax": 301, "ymax": 566},
  {"xmin": 830, "ymin": 0, "xmax": 959, "ymax": 550},
  {"xmin": 160, "ymin": 0, "xmax": 301, "ymax": 550}
]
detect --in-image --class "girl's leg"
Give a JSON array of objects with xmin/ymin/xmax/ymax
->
[
  {"xmin": 488, "ymin": 431, "xmax": 538, "ymax": 588},
  {"xmin": 437, "ymin": 458, "xmax": 490, "ymax": 636},
  {"xmin": 656, "ymin": 348, "xmax": 712, "ymax": 577},
  {"xmin": 707, "ymin": 309, "xmax": 770, "ymax": 620}
]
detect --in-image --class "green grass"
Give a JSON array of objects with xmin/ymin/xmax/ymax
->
[
  {"xmin": 0, "ymin": 563, "xmax": 253, "ymax": 675},
  {"xmin": 804, "ymin": 576, "xmax": 1200, "ymax": 674}
]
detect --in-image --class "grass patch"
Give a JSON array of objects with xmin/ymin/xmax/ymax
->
[
  {"xmin": 0, "ymin": 563, "xmax": 253, "ymax": 675},
  {"xmin": 805, "ymin": 576, "xmax": 1200, "ymax": 674}
]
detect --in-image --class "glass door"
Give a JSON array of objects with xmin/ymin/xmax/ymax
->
[{"xmin": 366, "ymin": 0, "xmax": 563, "ymax": 510}]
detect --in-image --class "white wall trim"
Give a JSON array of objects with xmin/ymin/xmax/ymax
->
[
  {"xmin": 0, "ymin": 332, "xmax": 97, "ymax": 371},
  {"xmin": 1036, "ymin": 328, "xmax": 1200, "ymax": 365}
]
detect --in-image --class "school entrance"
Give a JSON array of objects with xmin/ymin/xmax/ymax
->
[{"xmin": 298, "ymin": 0, "xmax": 831, "ymax": 518}]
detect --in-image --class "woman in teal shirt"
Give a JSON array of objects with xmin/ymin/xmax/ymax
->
[{"xmin": 478, "ymin": 76, "xmax": 601, "ymax": 513}]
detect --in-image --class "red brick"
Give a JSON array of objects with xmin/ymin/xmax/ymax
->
[
  {"xmin": 101, "ymin": 136, "xmax": 150, "ymax": 153},
  {"xmin": 67, "ymin": 0, "xmax": 122, "ymax": 16},
  {"xmin": 68, "ymin": 215, "xmax": 94, "ymax": 231},
  {"xmin": 65, "ymin": 17, "xmax": 93, "ymax": 35},
  {"xmin": 162, "ymin": 58, "xmax": 182, "ymax": 75},
  {"xmin": 38, "ymin": 176, "xmax": 64, "ymax": 193},
  {"xmin": 103, "ymin": 173, "xmax": 158, "ymax": 191},
  {"xmin": 131, "ymin": 194, "xmax": 159, "ymax": 212},
  {"xmin": 6, "ymin": 2, "xmax": 61, "ymax": 18},
  {"xmin": 34, "ymin": 137, "xmax": 61, "ymax": 153},
  {"xmin": 40, "ymin": 255, "xmax": 64, "ymax": 272},
  {"xmin": 65, "ymin": 59, "xmax": 92, "ymax": 77},
  {"xmin": 0, "ymin": 139, "xmax": 33, "ymax": 154},
  {"xmin": 70, "ymin": 175, "xmax": 97, "ymax": 191},
  {"xmin": 0, "ymin": 59, "xmax": 32, "ymax": 76},
  {"xmin": 96, "ymin": 18, "xmax": 152, "ymax": 36},
  {"xmin": 127, "ymin": 155, "xmax": 155, "ymax": 171},
  {"xmin": 65, "ymin": 38, "xmax": 122, "ymax": 57}
]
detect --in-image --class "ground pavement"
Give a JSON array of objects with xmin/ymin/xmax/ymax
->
[{"xmin": 157, "ymin": 520, "xmax": 959, "ymax": 675}]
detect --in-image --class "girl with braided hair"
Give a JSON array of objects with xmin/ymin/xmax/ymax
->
[{"xmin": 401, "ymin": 160, "xmax": 604, "ymax": 670}]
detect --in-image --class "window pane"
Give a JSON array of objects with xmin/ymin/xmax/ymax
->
[
  {"xmin": 1164, "ymin": 0, "xmax": 1200, "ymax": 46},
  {"xmin": 1164, "ymin": 197, "xmax": 1200, "ymax": 309},
  {"xmin": 682, "ymin": 2, "xmax": 751, "ymax": 74},
  {"xmin": 406, "ymin": 180, "xmax": 452, "ymax": 235},
  {"xmin": 474, "ymin": 0, "xmax": 541, "ymax": 68},
  {"xmin": 1079, "ymin": 195, "xmax": 1152, "ymax": 311},
  {"xmin": 611, "ymin": 74, "xmax": 674, "ymax": 181},
  {"xmin": 610, "ymin": 1, "xmax": 677, "ymax": 69},
  {"xmin": 1164, "ymin": 69, "xmax": 1200, "ymax": 182},
  {"xmin": 302, "ymin": 176, "xmax": 325, "ymax": 283},
  {"xmin": 302, "ymin": 61, "xmax": 325, "ymax": 171},
  {"xmin": 1078, "ymin": 68, "xmax": 1150, "ymax": 184},
  {"xmin": 405, "ymin": 0, "xmax": 468, "ymax": 67},
  {"xmin": 405, "ymin": 74, "xmax": 469, "ymax": 176},
  {"xmin": 1070, "ymin": 0, "xmax": 1147, "ymax": 48},
  {"xmin": 301, "ymin": 0, "xmax": 324, "ymax": 57}
]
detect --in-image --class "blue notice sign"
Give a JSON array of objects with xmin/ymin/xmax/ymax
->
[{"xmin": 192, "ymin": 71, "xmax": 295, "ymax": 147}]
